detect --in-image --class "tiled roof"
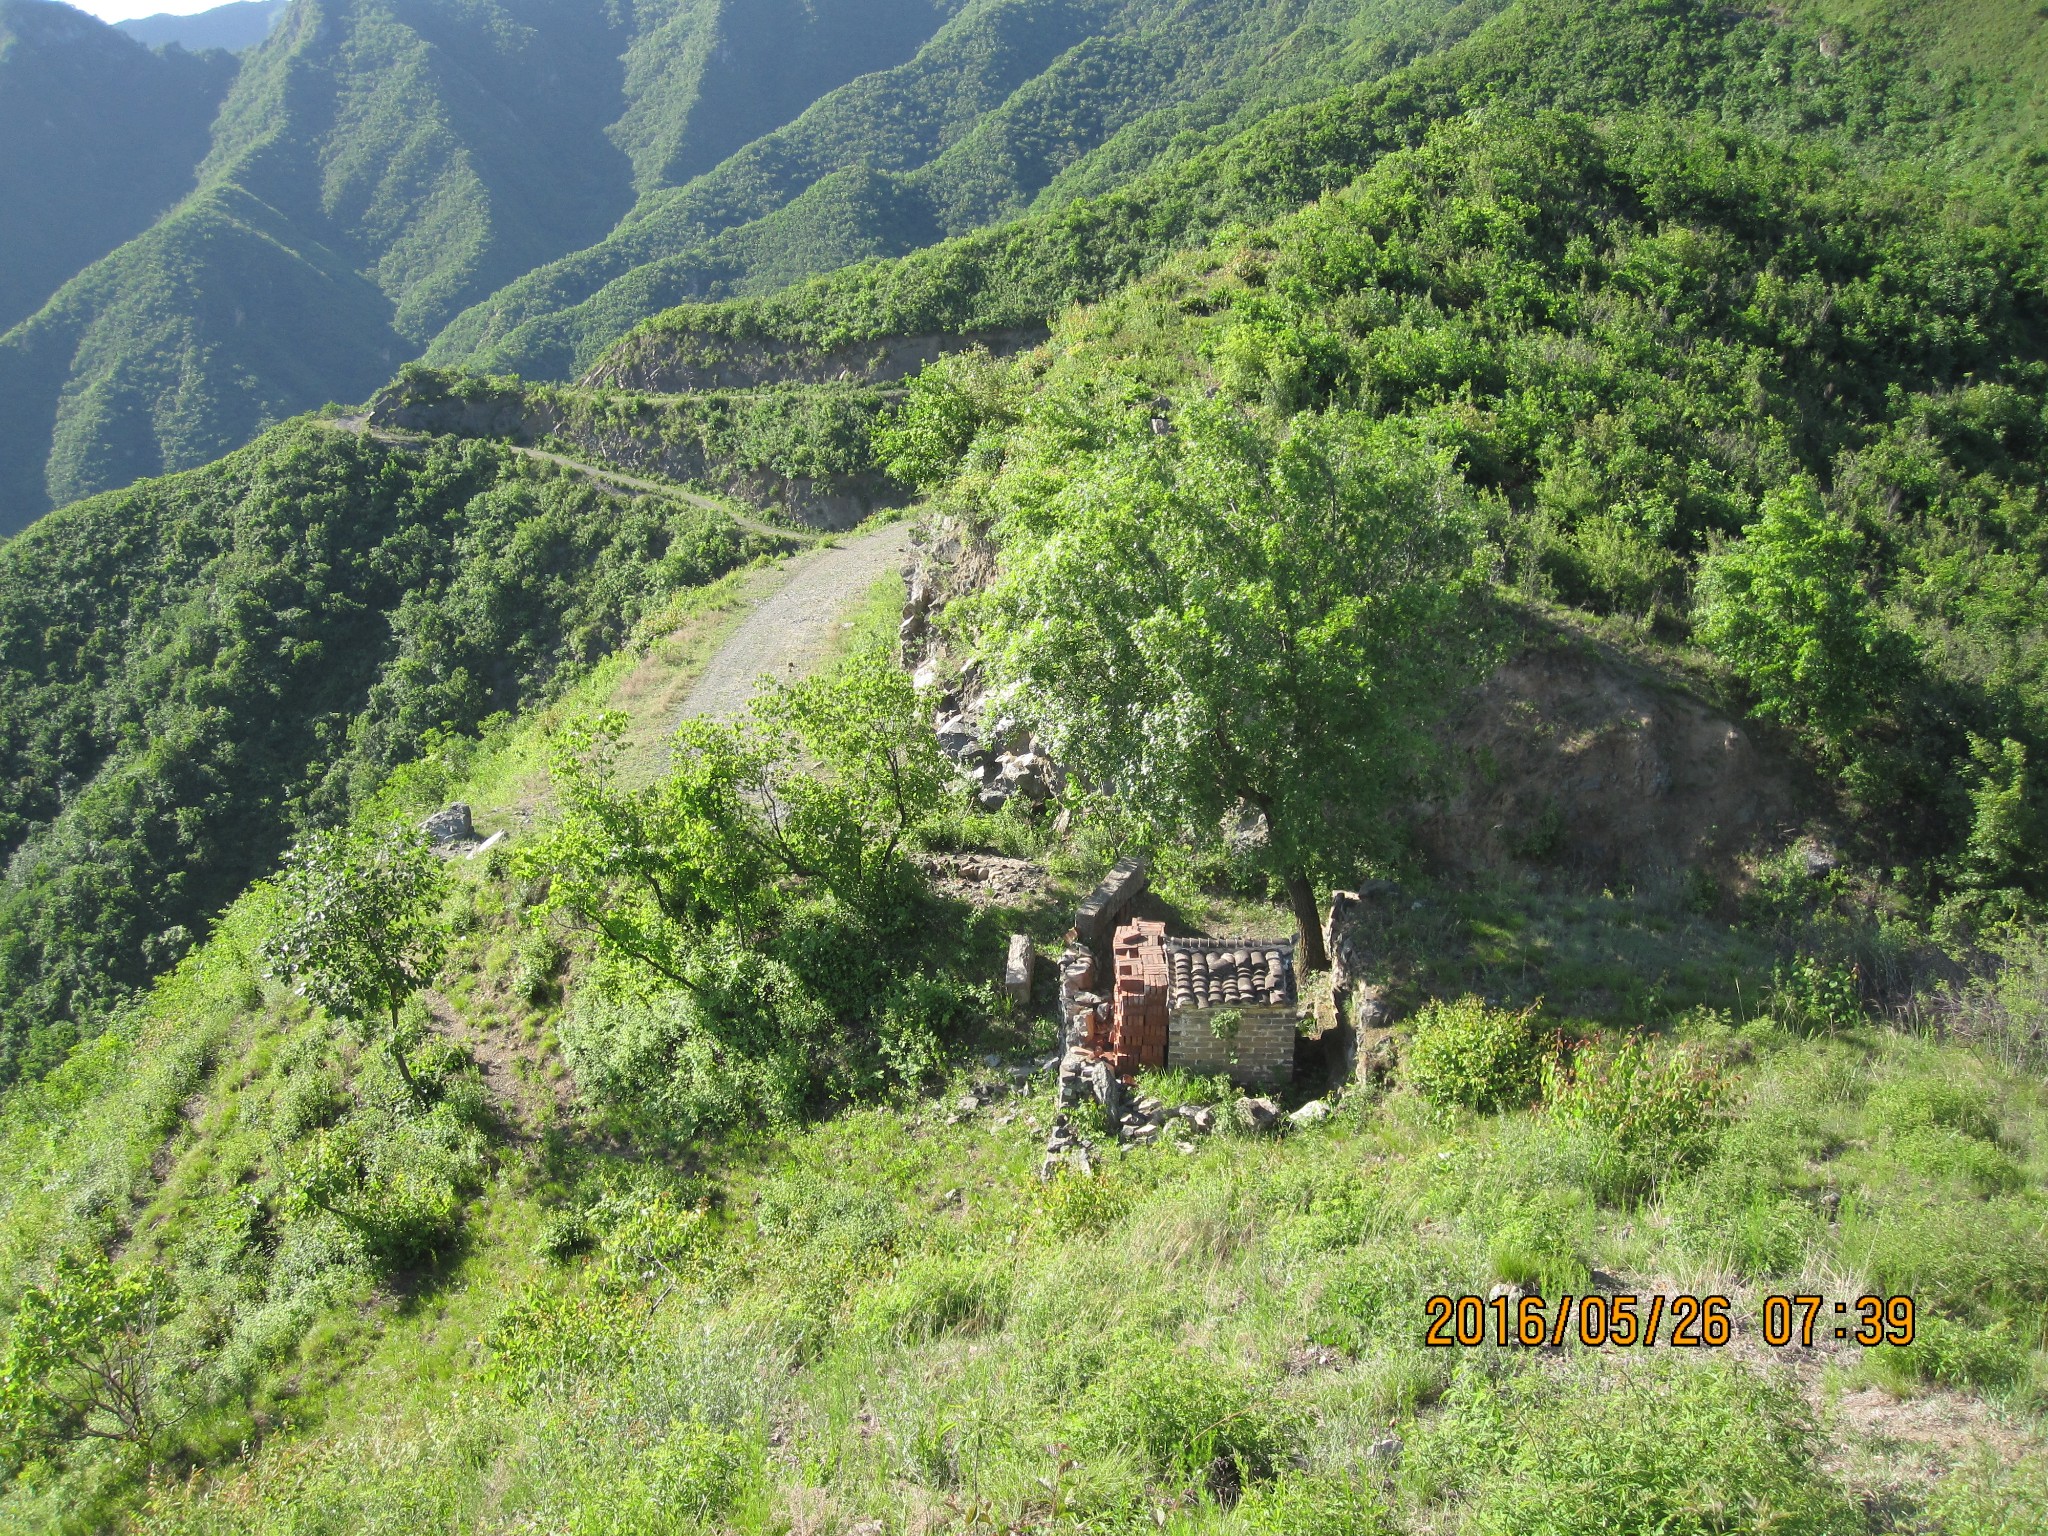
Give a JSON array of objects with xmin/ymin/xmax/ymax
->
[{"xmin": 1164, "ymin": 937, "xmax": 1296, "ymax": 1010}]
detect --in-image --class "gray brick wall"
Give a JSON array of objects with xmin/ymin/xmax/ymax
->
[{"xmin": 1168, "ymin": 1005, "xmax": 1298, "ymax": 1087}]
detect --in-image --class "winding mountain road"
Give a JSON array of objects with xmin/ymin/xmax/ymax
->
[{"xmin": 679, "ymin": 520, "xmax": 914, "ymax": 719}]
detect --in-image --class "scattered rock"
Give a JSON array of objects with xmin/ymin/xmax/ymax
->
[
  {"xmin": 421, "ymin": 802, "xmax": 474, "ymax": 844},
  {"xmin": 1288, "ymin": 1099, "xmax": 1333, "ymax": 1128},
  {"xmin": 1285, "ymin": 1344, "xmax": 1341, "ymax": 1374},
  {"xmin": 1367, "ymin": 1435, "xmax": 1403, "ymax": 1468},
  {"xmin": 1004, "ymin": 933, "xmax": 1035, "ymax": 1006},
  {"xmin": 1235, "ymin": 1096, "xmax": 1281, "ymax": 1133},
  {"xmin": 1175, "ymin": 1139, "xmax": 1197, "ymax": 1155},
  {"xmin": 1488, "ymin": 1282, "xmax": 1529, "ymax": 1304},
  {"xmin": 955, "ymin": 1095, "xmax": 982, "ymax": 1115},
  {"xmin": 1176, "ymin": 1105, "xmax": 1217, "ymax": 1134}
]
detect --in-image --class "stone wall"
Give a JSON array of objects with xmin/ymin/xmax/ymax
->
[{"xmin": 1167, "ymin": 1004, "xmax": 1298, "ymax": 1087}]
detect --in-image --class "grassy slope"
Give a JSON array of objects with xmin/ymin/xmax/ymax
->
[{"xmin": 7, "ymin": 675, "xmax": 2048, "ymax": 1529}]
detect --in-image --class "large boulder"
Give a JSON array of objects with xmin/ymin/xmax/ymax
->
[{"xmin": 421, "ymin": 802, "xmax": 474, "ymax": 845}]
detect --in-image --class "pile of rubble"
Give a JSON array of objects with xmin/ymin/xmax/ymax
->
[
  {"xmin": 933, "ymin": 704, "xmax": 1063, "ymax": 814},
  {"xmin": 918, "ymin": 852, "xmax": 1048, "ymax": 905}
]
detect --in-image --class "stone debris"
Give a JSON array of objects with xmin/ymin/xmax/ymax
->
[
  {"xmin": 1004, "ymin": 933, "xmax": 1035, "ymax": 1006},
  {"xmin": 1074, "ymin": 855, "xmax": 1150, "ymax": 943},
  {"xmin": 1234, "ymin": 1096, "xmax": 1281, "ymax": 1133},
  {"xmin": 421, "ymin": 801, "xmax": 474, "ymax": 845},
  {"xmin": 1176, "ymin": 1104, "xmax": 1217, "ymax": 1134},
  {"xmin": 1367, "ymin": 1435, "xmax": 1403, "ymax": 1468},
  {"xmin": 1288, "ymin": 1098, "xmax": 1333, "ymax": 1128}
]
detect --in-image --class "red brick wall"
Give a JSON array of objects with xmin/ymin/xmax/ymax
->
[{"xmin": 1110, "ymin": 919, "xmax": 1169, "ymax": 1073}]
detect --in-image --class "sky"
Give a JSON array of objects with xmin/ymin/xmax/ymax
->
[{"xmin": 74, "ymin": 1, "xmax": 227, "ymax": 20}]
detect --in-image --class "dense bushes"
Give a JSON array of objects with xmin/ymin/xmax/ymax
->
[
  {"xmin": 528, "ymin": 649, "xmax": 997, "ymax": 1129},
  {"xmin": 1405, "ymin": 997, "xmax": 1544, "ymax": 1112},
  {"xmin": 903, "ymin": 106, "xmax": 2048, "ymax": 913}
]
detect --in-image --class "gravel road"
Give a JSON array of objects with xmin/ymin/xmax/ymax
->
[{"xmin": 680, "ymin": 520, "xmax": 914, "ymax": 719}]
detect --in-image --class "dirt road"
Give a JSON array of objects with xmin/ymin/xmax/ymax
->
[{"xmin": 680, "ymin": 520, "xmax": 914, "ymax": 719}]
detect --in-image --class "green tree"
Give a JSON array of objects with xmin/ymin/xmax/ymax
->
[
  {"xmin": 1693, "ymin": 480, "xmax": 1912, "ymax": 758},
  {"xmin": 260, "ymin": 825, "xmax": 450, "ymax": 1101},
  {"xmin": 973, "ymin": 403, "xmax": 1486, "ymax": 969},
  {"xmin": 873, "ymin": 350, "xmax": 1019, "ymax": 489},
  {"xmin": 0, "ymin": 1252, "xmax": 175, "ymax": 1464},
  {"xmin": 522, "ymin": 647, "xmax": 948, "ymax": 986}
]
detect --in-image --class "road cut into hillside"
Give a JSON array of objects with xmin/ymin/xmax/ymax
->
[{"xmin": 680, "ymin": 519, "xmax": 914, "ymax": 720}]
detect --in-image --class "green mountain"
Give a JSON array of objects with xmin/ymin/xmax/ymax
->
[
  {"xmin": 3, "ymin": 0, "xmax": 894, "ymax": 529},
  {"xmin": 0, "ymin": 0, "xmax": 1482, "ymax": 531},
  {"xmin": 0, "ymin": 0, "xmax": 237, "ymax": 334},
  {"xmin": 588, "ymin": 0, "xmax": 2048, "ymax": 392},
  {"xmin": 116, "ymin": 0, "xmax": 286, "ymax": 53}
]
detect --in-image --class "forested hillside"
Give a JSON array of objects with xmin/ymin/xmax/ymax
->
[
  {"xmin": 0, "ymin": 1, "xmax": 237, "ymax": 334},
  {"xmin": 5, "ymin": 0, "xmax": 2041, "ymax": 532},
  {"xmin": 0, "ymin": 420, "xmax": 775, "ymax": 1089},
  {"xmin": 0, "ymin": 0, "xmax": 963, "ymax": 528}
]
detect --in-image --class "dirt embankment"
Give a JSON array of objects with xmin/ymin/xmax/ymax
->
[
  {"xmin": 584, "ymin": 325, "xmax": 1048, "ymax": 393},
  {"xmin": 1415, "ymin": 623, "xmax": 1807, "ymax": 890},
  {"xmin": 366, "ymin": 373, "xmax": 900, "ymax": 531}
]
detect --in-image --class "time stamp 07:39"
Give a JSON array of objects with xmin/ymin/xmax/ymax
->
[{"xmin": 1423, "ymin": 1292, "xmax": 1919, "ymax": 1350}]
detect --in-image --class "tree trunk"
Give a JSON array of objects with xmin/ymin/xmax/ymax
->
[
  {"xmin": 1284, "ymin": 868, "xmax": 1330, "ymax": 973},
  {"xmin": 388, "ymin": 1029, "xmax": 424, "ymax": 1103}
]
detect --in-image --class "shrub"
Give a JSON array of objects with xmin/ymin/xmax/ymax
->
[
  {"xmin": 1406, "ymin": 1359, "xmax": 1855, "ymax": 1535},
  {"xmin": 1865, "ymin": 1314, "xmax": 2030, "ymax": 1395},
  {"xmin": 1665, "ymin": 1160, "xmax": 1821, "ymax": 1279},
  {"xmin": 1544, "ymin": 1036, "xmax": 1725, "ymax": 1204},
  {"xmin": 1036, "ymin": 1169, "xmax": 1135, "ymax": 1239},
  {"xmin": 1405, "ymin": 997, "xmax": 1544, "ymax": 1113},
  {"xmin": 1235, "ymin": 1467, "xmax": 1398, "ymax": 1535},
  {"xmin": 1068, "ymin": 1337, "xmax": 1295, "ymax": 1491},
  {"xmin": 1486, "ymin": 1187, "xmax": 1593, "ymax": 1295},
  {"xmin": 1769, "ymin": 955, "xmax": 1864, "ymax": 1035},
  {"xmin": 1923, "ymin": 1451, "xmax": 2048, "ymax": 1535},
  {"xmin": 1867, "ymin": 1075, "xmax": 1999, "ymax": 1142},
  {"xmin": 851, "ymin": 1253, "xmax": 1012, "ymax": 1344},
  {"xmin": 1886, "ymin": 1126, "xmax": 2025, "ymax": 1196},
  {"xmin": 1841, "ymin": 1199, "xmax": 2048, "ymax": 1320},
  {"xmin": 482, "ymin": 1285, "xmax": 643, "ymax": 1406}
]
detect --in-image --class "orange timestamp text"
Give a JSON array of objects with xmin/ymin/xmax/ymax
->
[{"xmin": 1423, "ymin": 1292, "xmax": 1918, "ymax": 1349}]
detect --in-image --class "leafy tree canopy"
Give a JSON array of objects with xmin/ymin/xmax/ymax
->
[{"xmin": 971, "ymin": 400, "xmax": 1490, "ymax": 964}]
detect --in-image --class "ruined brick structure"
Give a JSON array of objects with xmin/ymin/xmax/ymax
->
[
  {"xmin": 1107, "ymin": 918, "xmax": 1170, "ymax": 1073},
  {"xmin": 1163, "ymin": 936, "xmax": 1299, "ymax": 1087},
  {"xmin": 1102, "ymin": 922, "xmax": 1300, "ymax": 1087}
]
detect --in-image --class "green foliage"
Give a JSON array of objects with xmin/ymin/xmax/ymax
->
[
  {"xmin": 529, "ymin": 649, "xmax": 988, "ymax": 1128},
  {"xmin": 1865, "ymin": 1313, "xmax": 2031, "ymax": 1395},
  {"xmin": 874, "ymin": 348, "xmax": 1021, "ymax": 487},
  {"xmin": 0, "ymin": 1250, "xmax": 176, "ymax": 1465},
  {"xmin": 1543, "ymin": 1036, "xmax": 1725, "ymax": 1205},
  {"xmin": 0, "ymin": 0, "xmax": 234, "ymax": 335},
  {"xmin": 1405, "ymin": 996, "xmax": 1544, "ymax": 1113},
  {"xmin": 1770, "ymin": 954, "xmax": 1867, "ymax": 1035},
  {"xmin": 0, "ymin": 423, "xmax": 756, "ymax": 1091},
  {"xmin": 974, "ymin": 402, "xmax": 1484, "ymax": 951},
  {"xmin": 260, "ymin": 825, "xmax": 449, "ymax": 1098},
  {"xmin": 1067, "ymin": 1334, "xmax": 1295, "ymax": 1485},
  {"xmin": 1408, "ymin": 1359, "xmax": 1856, "ymax": 1535},
  {"xmin": 1695, "ymin": 479, "xmax": 1914, "ymax": 762}
]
